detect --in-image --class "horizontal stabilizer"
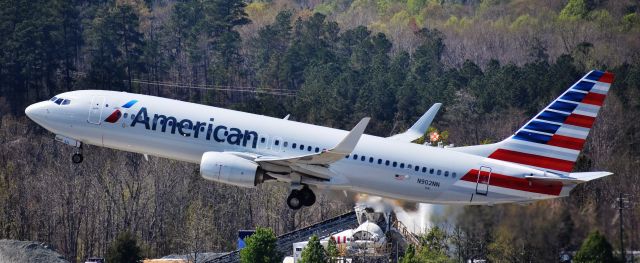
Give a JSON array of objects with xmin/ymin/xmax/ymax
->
[
  {"xmin": 569, "ymin": 171, "xmax": 613, "ymax": 182},
  {"xmin": 388, "ymin": 103, "xmax": 441, "ymax": 142},
  {"xmin": 525, "ymin": 171, "xmax": 612, "ymax": 185}
]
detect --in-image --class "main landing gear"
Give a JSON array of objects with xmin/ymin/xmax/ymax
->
[{"xmin": 287, "ymin": 185, "xmax": 316, "ymax": 210}]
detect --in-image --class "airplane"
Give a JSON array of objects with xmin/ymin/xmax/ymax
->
[{"xmin": 25, "ymin": 70, "xmax": 614, "ymax": 209}]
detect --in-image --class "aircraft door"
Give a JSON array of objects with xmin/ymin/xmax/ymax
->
[
  {"xmin": 88, "ymin": 96, "xmax": 105, "ymax": 125},
  {"xmin": 475, "ymin": 166, "xmax": 492, "ymax": 195}
]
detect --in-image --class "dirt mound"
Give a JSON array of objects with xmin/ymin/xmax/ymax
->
[{"xmin": 0, "ymin": 240, "xmax": 68, "ymax": 263}]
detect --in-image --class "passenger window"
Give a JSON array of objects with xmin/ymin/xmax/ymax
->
[
  {"xmin": 408, "ymin": 164, "xmax": 412, "ymax": 169},
  {"xmin": 422, "ymin": 167, "xmax": 427, "ymax": 173},
  {"xmin": 414, "ymin": 166, "xmax": 419, "ymax": 172},
  {"xmin": 430, "ymin": 169, "xmax": 434, "ymax": 174},
  {"xmin": 275, "ymin": 140, "xmax": 279, "ymax": 146},
  {"xmin": 123, "ymin": 113, "xmax": 129, "ymax": 119},
  {"xmin": 400, "ymin": 163, "xmax": 404, "ymax": 168},
  {"xmin": 62, "ymin": 99, "xmax": 70, "ymax": 105},
  {"xmin": 292, "ymin": 143, "xmax": 296, "ymax": 148},
  {"xmin": 300, "ymin": 145, "xmax": 304, "ymax": 150},
  {"xmin": 452, "ymin": 172, "xmax": 457, "ymax": 178},
  {"xmin": 360, "ymin": 156, "xmax": 365, "ymax": 161},
  {"xmin": 369, "ymin": 157, "xmax": 374, "ymax": 163},
  {"xmin": 437, "ymin": 170, "xmax": 442, "ymax": 175},
  {"xmin": 315, "ymin": 147, "xmax": 319, "ymax": 153},
  {"xmin": 353, "ymin": 154, "xmax": 358, "ymax": 160},
  {"xmin": 377, "ymin": 159, "xmax": 382, "ymax": 164},
  {"xmin": 385, "ymin": 160, "xmax": 390, "ymax": 166},
  {"xmin": 392, "ymin": 162, "xmax": 397, "ymax": 167},
  {"xmin": 307, "ymin": 146, "xmax": 312, "ymax": 151},
  {"xmin": 346, "ymin": 155, "xmax": 350, "ymax": 158},
  {"xmin": 260, "ymin": 137, "xmax": 266, "ymax": 143},
  {"xmin": 444, "ymin": 171, "xmax": 449, "ymax": 177},
  {"xmin": 284, "ymin": 142, "xmax": 288, "ymax": 147}
]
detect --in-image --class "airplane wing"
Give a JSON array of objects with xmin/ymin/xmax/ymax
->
[
  {"xmin": 388, "ymin": 103, "xmax": 441, "ymax": 142},
  {"xmin": 255, "ymin": 117, "xmax": 370, "ymax": 165}
]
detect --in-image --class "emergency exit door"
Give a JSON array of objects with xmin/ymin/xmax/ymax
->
[{"xmin": 475, "ymin": 166, "xmax": 492, "ymax": 196}]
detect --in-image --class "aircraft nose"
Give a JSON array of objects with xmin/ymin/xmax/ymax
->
[{"xmin": 25, "ymin": 102, "xmax": 49, "ymax": 124}]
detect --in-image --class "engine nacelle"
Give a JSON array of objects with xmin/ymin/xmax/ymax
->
[{"xmin": 200, "ymin": 152, "xmax": 264, "ymax": 188}]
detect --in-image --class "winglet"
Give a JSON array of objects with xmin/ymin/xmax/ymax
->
[
  {"xmin": 388, "ymin": 103, "xmax": 442, "ymax": 142},
  {"xmin": 331, "ymin": 117, "xmax": 370, "ymax": 154}
]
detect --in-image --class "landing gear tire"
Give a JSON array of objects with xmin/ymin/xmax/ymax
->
[
  {"xmin": 300, "ymin": 186, "xmax": 316, "ymax": 207},
  {"xmin": 72, "ymin": 153, "xmax": 83, "ymax": 164},
  {"xmin": 287, "ymin": 190, "xmax": 303, "ymax": 210}
]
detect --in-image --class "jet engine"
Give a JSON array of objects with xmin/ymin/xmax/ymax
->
[{"xmin": 200, "ymin": 152, "xmax": 265, "ymax": 188}]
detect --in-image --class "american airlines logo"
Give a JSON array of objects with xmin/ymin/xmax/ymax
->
[
  {"xmin": 104, "ymin": 100, "xmax": 138, "ymax": 123},
  {"xmin": 129, "ymin": 107, "xmax": 259, "ymax": 149}
]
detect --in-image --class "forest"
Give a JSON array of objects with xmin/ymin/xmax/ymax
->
[{"xmin": 1, "ymin": 0, "xmax": 639, "ymax": 262}]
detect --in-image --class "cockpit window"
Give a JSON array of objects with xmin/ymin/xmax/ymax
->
[
  {"xmin": 50, "ymin": 97, "xmax": 57, "ymax": 101},
  {"xmin": 62, "ymin": 99, "xmax": 70, "ymax": 105},
  {"xmin": 55, "ymin": 98, "xmax": 64, "ymax": 105}
]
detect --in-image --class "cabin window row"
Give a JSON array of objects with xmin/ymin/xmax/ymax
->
[
  {"xmin": 259, "ymin": 137, "xmax": 323, "ymax": 153},
  {"xmin": 344, "ymin": 154, "xmax": 457, "ymax": 178}
]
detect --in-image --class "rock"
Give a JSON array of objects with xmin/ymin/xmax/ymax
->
[{"xmin": 0, "ymin": 239, "xmax": 68, "ymax": 263}]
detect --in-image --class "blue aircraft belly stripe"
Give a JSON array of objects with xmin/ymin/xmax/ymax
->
[
  {"xmin": 549, "ymin": 101, "xmax": 578, "ymax": 113},
  {"xmin": 572, "ymin": 81, "xmax": 595, "ymax": 91},
  {"xmin": 524, "ymin": 121, "xmax": 561, "ymax": 134},
  {"xmin": 536, "ymin": 110, "xmax": 569, "ymax": 123},
  {"xmin": 560, "ymin": 91, "xmax": 587, "ymax": 102},
  {"xmin": 513, "ymin": 131, "xmax": 552, "ymax": 144}
]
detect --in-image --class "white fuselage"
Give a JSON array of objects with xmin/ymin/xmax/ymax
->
[{"xmin": 25, "ymin": 90, "xmax": 573, "ymax": 205}]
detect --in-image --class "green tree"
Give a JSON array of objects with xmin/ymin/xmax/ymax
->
[
  {"xmin": 573, "ymin": 231, "xmax": 617, "ymax": 263},
  {"xmin": 106, "ymin": 231, "xmax": 143, "ymax": 263},
  {"xmin": 299, "ymin": 234, "xmax": 327, "ymax": 263},
  {"xmin": 400, "ymin": 244, "xmax": 418, "ymax": 263},
  {"xmin": 326, "ymin": 236, "xmax": 339, "ymax": 262},
  {"xmin": 240, "ymin": 227, "xmax": 280, "ymax": 263},
  {"xmin": 86, "ymin": 4, "xmax": 145, "ymax": 91}
]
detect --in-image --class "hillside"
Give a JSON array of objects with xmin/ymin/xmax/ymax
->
[{"xmin": 0, "ymin": 0, "xmax": 639, "ymax": 262}]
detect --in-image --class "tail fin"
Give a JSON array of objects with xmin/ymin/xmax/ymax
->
[{"xmin": 454, "ymin": 70, "xmax": 614, "ymax": 174}]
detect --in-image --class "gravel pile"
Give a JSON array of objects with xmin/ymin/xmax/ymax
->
[{"xmin": 0, "ymin": 239, "xmax": 68, "ymax": 263}]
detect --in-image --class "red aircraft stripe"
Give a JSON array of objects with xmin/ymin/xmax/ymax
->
[
  {"xmin": 598, "ymin": 72, "xmax": 614, "ymax": 84},
  {"xmin": 460, "ymin": 170, "xmax": 563, "ymax": 196},
  {"xmin": 563, "ymin": 113, "xmax": 595, "ymax": 128},
  {"xmin": 581, "ymin": 92, "xmax": 606, "ymax": 106},
  {"xmin": 546, "ymin": 134, "xmax": 585, "ymax": 150},
  {"xmin": 104, "ymin": 110, "xmax": 122, "ymax": 123},
  {"xmin": 489, "ymin": 149, "xmax": 574, "ymax": 172}
]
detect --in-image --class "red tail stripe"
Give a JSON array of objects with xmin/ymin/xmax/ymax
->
[
  {"xmin": 489, "ymin": 149, "xmax": 574, "ymax": 172},
  {"xmin": 598, "ymin": 72, "xmax": 614, "ymax": 84},
  {"xmin": 581, "ymin": 92, "xmax": 606, "ymax": 106},
  {"xmin": 546, "ymin": 134, "xmax": 585, "ymax": 150},
  {"xmin": 460, "ymin": 170, "xmax": 563, "ymax": 196},
  {"xmin": 563, "ymin": 113, "xmax": 595, "ymax": 128}
]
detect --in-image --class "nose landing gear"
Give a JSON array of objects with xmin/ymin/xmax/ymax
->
[{"xmin": 286, "ymin": 185, "xmax": 316, "ymax": 210}]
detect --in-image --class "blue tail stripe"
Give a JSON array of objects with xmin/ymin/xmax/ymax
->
[
  {"xmin": 572, "ymin": 81, "xmax": 595, "ymax": 91},
  {"xmin": 560, "ymin": 91, "xmax": 587, "ymax": 102},
  {"xmin": 122, "ymin": 100, "xmax": 138, "ymax": 108},
  {"xmin": 537, "ymin": 110, "xmax": 569, "ymax": 123},
  {"xmin": 585, "ymin": 70, "xmax": 604, "ymax": 81},
  {"xmin": 524, "ymin": 121, "xmax": 561, "ymax": 134},
  {"xmin": 549, "ymin": 101, "xmax": 578, "ymax": 113},
  {"xmin": 513, "ymin": 131, "xmax": 552, "ymax": 144}
]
